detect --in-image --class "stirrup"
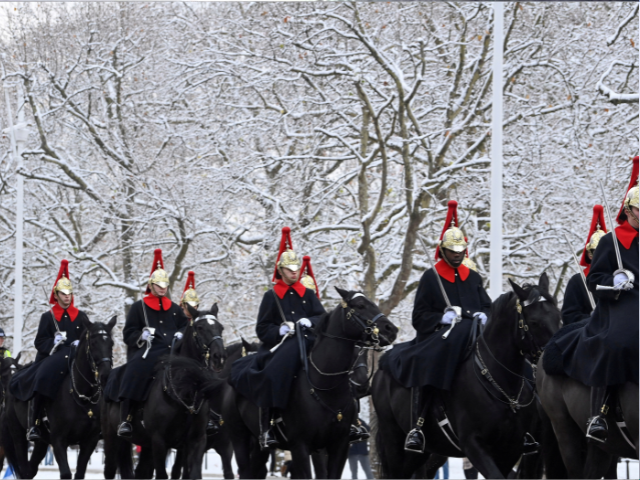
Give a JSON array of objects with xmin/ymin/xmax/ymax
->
[
  {"xmin": 117, "ymin": 421, "xmax": 133, "ymax": 438},
  {"xmin": 522, "ymin": 432, "xmax": 540, "ymax": 456},
  {"xmin": 27, "ymin": 426, "xmax": 42, "ymax": 442},
  {"xmin": 259, "ymin": 430, "xmax": 278, "ymax": 450},
  {"xmin": 404, "ymin": 428, "xmax": 425, "ymax": 453},
  {"xmin": 586, "ymin": 416, "xmax": 608, "ymax": 443}
]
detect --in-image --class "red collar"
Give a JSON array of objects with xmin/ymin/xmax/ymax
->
[
  {"xmin": 144, "ymin": 294, "xmax": 172, "ymax": 311},
  {"xmin": 51, "ymin": 302, "xmax": 79, "ymax": 322},
  {"xmin": 434, "ymin": 259, "xmax": 470, "ymax": 283},
  {"xmin": 273, "ymin": 280, "xmax": 307, "ymax": 299},
  {"xmin": 616, "ymin": 221, "xmax": 639, "ymax": 250}
]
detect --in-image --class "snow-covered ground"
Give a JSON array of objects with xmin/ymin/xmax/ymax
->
[{"xmin": 10, "ymin": 448, "xmax": 637, "ymax": 479}]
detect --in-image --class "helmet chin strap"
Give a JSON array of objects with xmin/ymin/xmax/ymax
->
[
  {"xmin": 441, "ymin": 250, "xmax": 464, "ymax": 269},
  {"xmin": 625, "ymin": 206, "xmax": 639, "ymax": 227}
]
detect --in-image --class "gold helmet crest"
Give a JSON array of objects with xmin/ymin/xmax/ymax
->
[
  {"xmin": 440, "ymin": 224, "xmax": 468, "ymax": 253},
  {"xmin": 278, "ymin": 249, "xmax": 301, "ymax": 272},
  {"xmin": 586, "ymin": 227, "xmax": 606, "ymax": 254},
  {"xmin": 147, "ymin": 249, "xmax": 169, "ymax": 292},
  {"xmin": 624, "ymin": 185, "xmax": 639, "ymax": 211},
  {"xmin": 181, "ymin": 271, "xmax": 200, "ymax": 307},
  {"xmin": 54, "ymin": 275, "xmax": 73, "ymax": 295}
]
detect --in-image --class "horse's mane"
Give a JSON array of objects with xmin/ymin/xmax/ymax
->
[
  {"xmin": 225, "ymin": 341, "xmax": 244, "ymax": 357},
  {"xmin": 154, "ymin": 356, "xmax": 220, "ymax": 397},
  {"xmin": 492, "ymin": 282, "xmax": 555, "ymax": 318},
  {"xmin": 313, "ymin": 311, "xmax": 332, "ymax": 335}
]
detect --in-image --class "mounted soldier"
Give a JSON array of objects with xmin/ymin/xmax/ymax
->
[
  {"xmin": 180, "ymin": 270, "xmax": 222, "ymax": 436},
  {"xmin": 229, "ymin": 227, "xmax": 326, "ymax": 449},
  {"xmin": 561, "ymin": 205, "xmax": 607, "ymax": 325},
  {"xmin": 380, "ymin": 200, "xmax": 492, "ymax": 453},
  {"xmin": 10, "ymin": 259, "xmax": 88, "ymax": 441},
  {"xmin": 552, "ymin": 156, "xmax": 639, "ymax": 443},
  {"xmin": 113, "ymin": 249, "xmax": 189, "ymax": 437}
]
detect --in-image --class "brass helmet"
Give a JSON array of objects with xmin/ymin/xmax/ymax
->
[
  {"xmin": 278, "ymin": 249, "xmax": 301, "ymax": 272},
  {"xmin": 50, "ymin": 259, "xmax": 73, "ymax": 304},
  {"xmin": 617, "ymin": 156, "xmax": 638, "ymax": 224},
  {"xmin": 440, "ymin": 223, "xmax": 468, "ymax": 253},
  {"xmin": 181, "ymin": 271, "xmax": 200, "ymax": 307},
  {"xmin": 462, "ymin": 257, "xmax": 478, "ymax": 272},
  {"xmin": 300, "ymin": 275, "xmax": 316, "ymax": 292},
  {"xmin": 586, "ymin": 227, "xmax": 606, "ymax": 254},
  {"xmin": 147, "ymin": 249, "xmax": 169, "ymax": 292}
]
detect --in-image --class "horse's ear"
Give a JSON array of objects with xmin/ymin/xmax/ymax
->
[
  {"xmin": 80, "ymin": 315, "xmax": 92, "ymax": 331},
  {"xmin": 187, "ymin": 304, "xmax": 198, "ymax": 319},
  {"xmin": 508, "ymin": 278, "xmax": 528, "ymax": 301},
  {"xmin": 334, "ymin": 287, "xmax": 350, "ymax": 300},
  {"xmin": 539, "ymin": 272, "xmax": 550, "ymax": 293},
  {"xmin": 210, "ymin": 303, "xmax": 219, "ymax": 316},
  {"xmin": 14, "ymin": 352, "xmax": 21, "ymax": 364},
  {"xmin": 241, "ymin": 337, "xmax": 251, "ymax": 349},
  {"xmin": 106, "ymin": 316, "xmax": 117, "ymax": 332}
]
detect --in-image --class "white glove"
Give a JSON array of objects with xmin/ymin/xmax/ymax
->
[
  {"xmin": 71, "ymin": 340, "xmax": 80, "ymax": 347},
  {"xmin": 54, "ymin": 333, "xmax": 64, "ymax": 344},
  {"xmin": 441, "ymin": 310, "xmax": 457, "ymax": 325},
  {"xmin": 297, "ymin": 318, "xmax": 312, "ymax": 328},
  {"xmin": 174, "ymin": 332, "xmax": 183, "ymax": 340},
  {"xmin": 474, "ymin": 312, "xmax": 488, "ymax": 326},
  {"xmin": 141, "ymin": 328, "xmax": 152, "ymax": 341},
  {"xmin": 279, "ymin": 324, "xmax": 291, "ymax": 336},
  {"xmin": 613, "ymin": 272, "xmax": 632, "ymax": 291}
]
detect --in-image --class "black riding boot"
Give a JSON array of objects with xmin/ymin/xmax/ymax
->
[
  {"xmin": 349, "ymin": 399, "xmax": 370, "ymax": 444},
  {"xmin": 26, "ymin": 394, "xmax": 44, "ymax": 442},
  {"xmin": 117, "ymin": 399, "xmax": 134, "ymax": 438},
  {"xmin": 405, "ymin": 387, "xmax": 426, "ymax": 453},
  {"xmin": 259, "ymin": 407, "xmax": 278, "ymax": 450},
  {"xmin": 206, "ymin": 410, "xmax": 222, "ymax": 436},
  {"xmin": 586, "ymin": 386, "xmax": 609, "ymax": 443}
]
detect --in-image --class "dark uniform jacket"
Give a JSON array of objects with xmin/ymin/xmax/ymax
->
[
  {"xmin": 553, "ymin": 222, "xmax": 639, "ymax": 386},
  {"xmin": 381, "ymin": 260, "xmax": 492, "ymax": 390},
  {"xmin": 230, "ymin": 281, "xmax": 325, "ymax": 409},
  {"xmin": 561, "ymin": 273, "xmax": 594, "ymax": 325},
  {"xmin": 10, "ymin": 308, "xmax": 87, "ymax": 401},
  {"xmin": 104, "ymin": 295, "xmax": 188, "ymax": 403}
]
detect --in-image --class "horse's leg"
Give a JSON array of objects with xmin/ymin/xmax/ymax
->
[
  {"xmin": 423, "ymin": 454, "xmax": 448, "ymax": 479},
  {"xmin": 463, "ymin": 436, "xmax": 506, "ymax": 479},
  {"xmin": 215, "ymin": 443, "xmax": 235, "ymax": 480},
  {"xmin": 51, "ymin": 436, "xmax": 72, "ymax": 479},
  {"xmin": 74, "ymin": 436, "xmax": 99, "ymax": 479},
  {"xmin": 151, "ymin": 435, "xmax": 169, "ymax": 479},
  {"xmin": 249, "ymin": 443, "xmax": 270, "ymax": 479},
  {"xmin": 325, "ymin": 439, "xmax": 351, "ymax": 480},
  {"xmin": 170, "ymin": 448, "xmax": 184, "ymax": 479},
  {"xmin": 620, "ymin": 382, "xmax": 639, "ymax": 455},
  {"xmin": 584, "ymin": 443, "xmax": 618, "ymax": 479},
  {"xmin": 289, "ymin": 442, "xmax": 312, "ymax": 479},
  {"xmin": 135, "ymin": 446, "xmax": 154, "ymax": 479},
  {"xmin": 311, "ymin": 450, "xmax": 328, "ymax": 479},
  {"xmin": 537, "ymin": 402, "xmax": 568, "ymax": 479},
  {"xmin": 28, "ymin": 441, "xmax": 48, "ymax": 477}
]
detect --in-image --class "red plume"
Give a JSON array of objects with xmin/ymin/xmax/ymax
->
[
  {"xmin": 145, "ymin": 248, "xmax": 165, "ymax": 294},
  {"xmin": 300, "ymin": 255, "xmax": 320, "ymax": 299},
  {"xmin": 579, "ymin": 205, "xmax": 607, "ymax": 272},
  {"xmin": 272, "ymin": 227, "xmax": 294, "ymax": 282},
  {"xmin": 50, "ymin": 259, "xmax": 70, "ymax": 304},
  {"xmin": 435, "ymin": 200, "xmax": 463, "ymax": 260},
  {"xmin": 183, "ymin": 271, "xmax": 196, "ymax": 295},
  {"xmin": 617, "ymin": 156, "xmax": 639, "ymax": 224}
]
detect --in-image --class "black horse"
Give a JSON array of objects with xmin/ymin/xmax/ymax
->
[
  {"xmin": 372, "ymin": 273, "xmax": 560, "ymax": 479},
  {"xmin": 4, "ymin": 316, "xmax": 116, "ymax": 479},
  {"xmin": 224, "ymin": 288, "xmax": 398, "ymax": 479},
  {"xmin": 537, "ymin": 355, "xmax": 638, "ymax": 478},
  {"xmin": 0, "ymin": 353, "xmax": 21, "ymax": 476},
  {"xmin": 102, "ymin": 304, "xmax": 226, "ymax": 479},
  {"xmin": 171, "ymin": 338, "xmax": 260, "ymax": 480}
]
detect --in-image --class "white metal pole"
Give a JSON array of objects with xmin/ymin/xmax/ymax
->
[
  {"xmin": 3, "ymin": 70, "xmax": 25, "ymax": 355},
  {"xmin": 490, "ymin": 2, "xmax": 504, "ymax": 300}
]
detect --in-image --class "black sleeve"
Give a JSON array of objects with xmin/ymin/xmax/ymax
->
[
  {"xmin": 175, "ymin": 304, "xmax": 189, "ymax": 331},
  {"xmin": 304, "ymin": 291, "xmax": 327, "ymax": 326},
  {"xmin": 412, "ymin": 270, "xmax": 445, "ymax": 337},
  {"xmin": 477, "ymin": 279, "xmax": 492, "ymax": 318},
  {"xmin": 562, "ymin": 274, "xmax": 592, "ymax": 325},
  {"xmin": 123, "ymin": 301, "xmax": 145, "ymax": 348},
  {"xmin": 587, "ymin": 234, "xmax": 618, "ymax": 301},
  {"xmin": 34, "ymin": 312, "xmax": 55, "ymax": 356},
  {"xmin": 256, "ymin": 292, "xmax": 282, "ymax": 347}
]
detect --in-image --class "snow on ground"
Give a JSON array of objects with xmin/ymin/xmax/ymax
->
[{"xmin": 19, "ymin": 448, "xmax": 639, "ymax": 479}]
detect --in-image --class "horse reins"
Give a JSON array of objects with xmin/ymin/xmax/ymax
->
[
  {"xmin": 69, "ymin": 329, "xmax": 112, "ymax": 416},
  {"xmin": 473, "ymin": 294, "xmax": 547, "ymax": 412}
]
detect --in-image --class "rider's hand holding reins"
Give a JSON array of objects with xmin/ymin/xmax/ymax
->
[
  {"xmin": 71, "ymin": 340, "xmax": 79, "ymax": 347},
  {"xmin": 613, "ymin": 270, "xmax": 634, "ymax": 291},
  {"xmin": 297, "ymin": 318, "xmax": 312, "ymax": 328},
  {"xmin": 174, "ymin": 331, "xmax": 183, "ymax": 340},
  {"xmin": 54, "ymin": 332, "xmax": 64, "ymax": 344},
  {"xmin": 140, "ymin": 328, "xmax": 152, "ymax": 342},
  {"xmin": 473, "ymin": 312, "xmax": 488, "ymax": 325}
]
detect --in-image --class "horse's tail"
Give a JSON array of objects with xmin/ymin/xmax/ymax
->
[{"xmin": 116, "ymin": 439, "xmax": 134, "ymax": 479}]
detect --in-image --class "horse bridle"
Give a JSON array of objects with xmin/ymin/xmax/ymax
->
[
  {"xmin": 70, "ymin": 329, "xmax": 112, "ymax": 409},
  {"xmin": 473, "ymin": 293, "xmax": 548, "ymax": 412},
  {"xmin": 193, "ymin": 315, "xmax": 225, "ymax": 371}
]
